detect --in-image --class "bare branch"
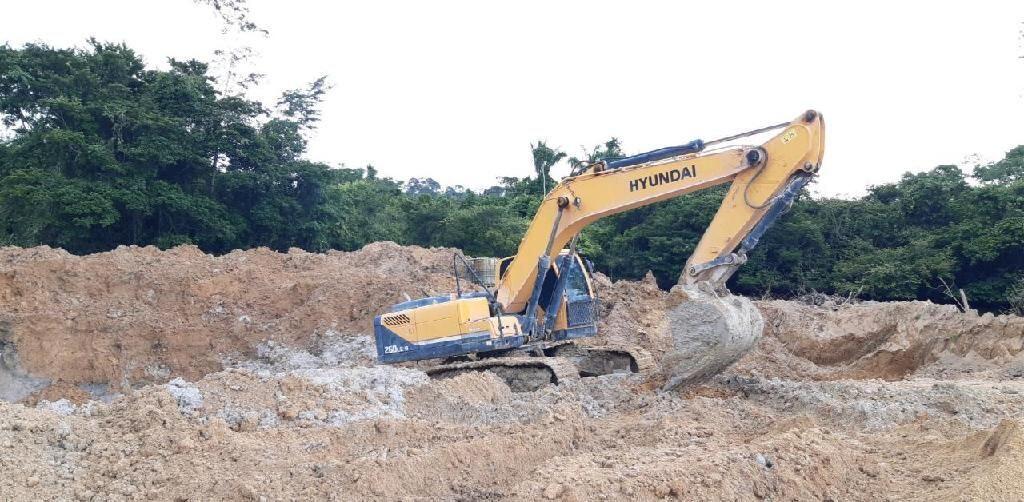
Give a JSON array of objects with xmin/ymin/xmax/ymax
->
[
  {"xmin": 193, "ymin": 0, "xmax": 269, "ymax": 36},
  {"xmin": 937, "ymin": 277, "xmax": 968, "ymax": 312}
]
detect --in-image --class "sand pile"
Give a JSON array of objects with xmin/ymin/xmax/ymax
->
[
  {"xmin": 1, "ymin": 243, "xmax": 1024, "ymax": 500},
  {"xmin": 0, "ymin": 242, "xmax": 457, "ymax": 400}
]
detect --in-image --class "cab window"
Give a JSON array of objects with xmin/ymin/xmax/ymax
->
[{"xmin": 565, "ymin": 256, "xmax": 591, "ymax": 300}]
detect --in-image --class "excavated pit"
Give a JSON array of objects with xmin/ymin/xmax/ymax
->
[{"xmin": 1, "ymin": 243, "xmax": 1023, "ymax": 500}]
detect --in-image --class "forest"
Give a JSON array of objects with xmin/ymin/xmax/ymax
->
[{"xmin": 1, "ymin": 42, "xmax": 1022, "ymax": 312}]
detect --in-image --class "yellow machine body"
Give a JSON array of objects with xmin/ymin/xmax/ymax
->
[{"xmin": 380, "ymin": 296, "xmax": 494, "ymax": 342}]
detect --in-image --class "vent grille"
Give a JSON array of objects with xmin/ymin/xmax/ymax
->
[
  {"xmin": 567, "ymin": 299, "xmax": 596, "ymax": 327},
  {"xmin": 383, "ymin": 313, "xmax": 411, "ymax": 326}
]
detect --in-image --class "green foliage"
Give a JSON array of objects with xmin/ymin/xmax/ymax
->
[
  {"xmin": 974, "ymin": 146, "xmax": 1024, "ymax": 184},
  {"xmin": 0, "ymin": 41, "xmax": 334, "ymax": 253},
  {"xmin": 568, "ymin": 138, "xmax": 623, "ymax": 171},
  {"xmin": 1010, "ymin": 277, "xmax": 1024, "ymax": 316},
  {"xmin": 277, "ymin": 76, "xmax": 330, "ymax": 129},
  {"xmin": 740, "ymin": 164, "xmax": 1022, "ymax": 310},
  {"xmin": 2, "ymin": 42, "xmax": 1024, "ymax": 313},
  {"xmin": 582, "ymin": 187, "xmax": 725, "ymax": 287}
]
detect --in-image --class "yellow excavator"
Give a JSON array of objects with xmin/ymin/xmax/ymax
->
[{"xmin": 374, "ymin": 110, "xmax": 825, "ymax": 388}]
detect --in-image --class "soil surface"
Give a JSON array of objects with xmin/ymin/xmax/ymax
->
[{"xmin": 1, "ymin": 243, "xmax": 1023, "ymax": 501}]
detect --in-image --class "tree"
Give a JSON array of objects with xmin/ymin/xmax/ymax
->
[
  {"xmin": 405, "ymin": 177, "xmax": 442, "ymax": 195},
  {"xmin": 530, "ymin": 141, "xmax": 566, "ymax": 195},
  {"xmin": 4, "ymin": 40, "xmax": 1024, "ymax": 313},
  {"xmin": 0, "ymin": 41, "xmax": 335, "ymax": 253},
  {"xmin": 277, "ymin": 76, "xmax": 331, "ymax": 129},
  {"xmin": 974, "ymin": 146, "xmax": 1024, "ymax": 184},
  {"xmin": 569, "ymin": 138, "xmax": 623, "ymax": 171}
]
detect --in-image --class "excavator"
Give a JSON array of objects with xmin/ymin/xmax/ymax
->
[{"xmin": 373, "ymin": 110, "xmax": 825, "ymax": 389}]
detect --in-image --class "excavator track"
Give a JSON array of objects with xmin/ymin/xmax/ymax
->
[
  {"xmin": 425, "ymin": 356, "xmax": 580, "ymax": 392},
  {"xmin": 545, "ymin": 342, "xmax": 655, "ymax": 377},
  {"xmin": 616, "ymin": 345, "xmax": 656, "ymax": 374}
]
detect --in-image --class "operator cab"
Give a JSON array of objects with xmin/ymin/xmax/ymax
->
[
  {"xmin": 501, "ymin": 250, "xmax": 598, "ymax": 339},
  {"xmin": 551, "ymin": 251, "xmax": 599, "ymax": 338}
]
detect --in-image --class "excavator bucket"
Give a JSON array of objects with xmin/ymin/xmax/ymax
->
[{"xmin": 659, "ymin": 282, "xmax": 763, "ymax": 390}]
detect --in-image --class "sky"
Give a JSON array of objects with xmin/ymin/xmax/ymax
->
[{"xmin": 3, "ymin": 1, "xmax": 1023, "ymax": 197}]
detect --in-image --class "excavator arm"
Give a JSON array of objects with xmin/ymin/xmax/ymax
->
[{"xmin": 496, "ymin": 110, "xmax": 825, "ymax": 313}]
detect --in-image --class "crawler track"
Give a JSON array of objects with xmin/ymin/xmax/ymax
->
[
  {"xmin": 426, "ymin": 356, "xmax": 580, "ymax": 392},
  {"xmin": 545, "ymin": 342, "xmax": 655, "ymax": 376}
]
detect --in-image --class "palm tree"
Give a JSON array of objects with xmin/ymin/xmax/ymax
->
[{"xmin": 531, "ymin": 141, "xmax": 566, "ymax": 196}]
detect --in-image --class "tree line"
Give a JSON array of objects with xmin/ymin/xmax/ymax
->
[{"xmin": 1, "ymin": 42, "xmax": 1022, "ymax": 312}]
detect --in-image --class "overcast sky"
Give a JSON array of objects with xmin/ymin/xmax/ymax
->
[{"xmin": 4, "ymin": 1, "xmax": 1023, "ymax": 196}]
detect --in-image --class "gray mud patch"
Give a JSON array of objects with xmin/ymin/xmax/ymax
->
[{"xmin": 0, "ymin": 328, "xmax": 50, "ymax": 402}]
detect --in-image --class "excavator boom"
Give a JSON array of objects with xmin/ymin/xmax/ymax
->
[{"xmin": 496, "ymin": 110, "xmax": 825, "ymax": 312}]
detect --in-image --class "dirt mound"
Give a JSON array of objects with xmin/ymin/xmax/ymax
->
[
  {"xmin": 736, "ymin": 300, "xmax": 1024, "ymax": 381},
  {"xmin": 591, "ymin": 272, "xmax": 671, "ymax": 355},
  {"xmin": 2, "ymin": 243, "xmax": 1024, "ymax": 499},
  {"xmin": 0, "ymin": 242, "xmax": 458, "ymax": 399}
]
